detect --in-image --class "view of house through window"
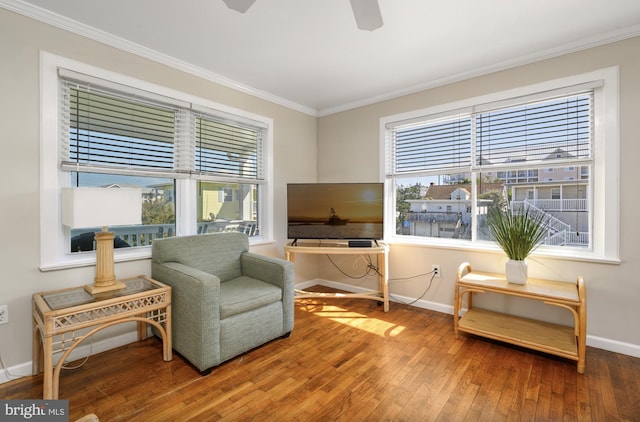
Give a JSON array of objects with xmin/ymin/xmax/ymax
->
[
  {"xmin": 197, "ymin": 181, "xmax": 259, "ymax": 237},
  {"xmin": 389, "ymin": 91, "xmax": 592, "ymax": 251}
]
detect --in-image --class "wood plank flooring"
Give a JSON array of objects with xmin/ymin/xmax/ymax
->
[{"xmin": 3, "ymin": 288, "xmax": 639, "ymax": 421}]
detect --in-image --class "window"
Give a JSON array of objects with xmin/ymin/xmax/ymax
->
[
  {"xmin": 60, "ymin": 77, "xmax": 180, "ymax": 252},
  {"xmin": 382, "ymin": 68, "xmax": 620, "ymax": 261},
  {"xmin": 221, "ymin": 188, "xmax": 233, "ymax": 203},
  {"xmin": 193, "ymin": 112, "xmax": 264, "ymax": 236},
  {"xmin": 40, "ymin": 52, "xmax": 273, "ymax": 270}
]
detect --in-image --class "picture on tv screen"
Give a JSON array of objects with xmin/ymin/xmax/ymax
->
[{"xmin": 287, "ymin": 183, "xmax": 384, "ymax": 240}]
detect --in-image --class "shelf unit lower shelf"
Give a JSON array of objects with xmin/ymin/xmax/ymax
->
[{"xmin": 458, "ymin": 308, "xmax": 578, "ymax": 360}]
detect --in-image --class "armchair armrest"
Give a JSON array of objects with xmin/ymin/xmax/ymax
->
[
  {"xmin": 241, "ymin": 252, "xmax": 295, "ymax": 333},
  {"xmin": 151, "ymin": 261, "xmax": 222, "ymax": 370},
  {"xmin": 241, "ymin": 252, "xmax": 294, "ymax": 290}
]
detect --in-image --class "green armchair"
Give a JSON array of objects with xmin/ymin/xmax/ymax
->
[{"xmin": 151, "ymin": 232, "xmax": 294, "ymax": 374}]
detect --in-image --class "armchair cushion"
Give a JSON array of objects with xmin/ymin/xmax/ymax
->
[{"xmin": 220, "ymin": 276, "xmax": 282, "ymax": 319}]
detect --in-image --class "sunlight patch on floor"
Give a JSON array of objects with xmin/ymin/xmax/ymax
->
[{"xmin": 298, "ymin": 302, "xmax": 406, "ymax": 337}]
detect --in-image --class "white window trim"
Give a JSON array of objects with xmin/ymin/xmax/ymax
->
[
  {"xmin": 39, "ymin": 51, "xmax": 274, "ymax": 271},
  {"xmin": 379, "ymin": 67, "xmax": 620, "ymax": 263}
]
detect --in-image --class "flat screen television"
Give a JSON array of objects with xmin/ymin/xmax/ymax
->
[{"xmin": 287, "ymin": 182, "xmax": 384, "ymax": 242}]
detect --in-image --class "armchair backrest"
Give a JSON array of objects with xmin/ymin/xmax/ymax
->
[{"xmin": 152, "ymin": 232, "xmax": 249, "ymax": 282}]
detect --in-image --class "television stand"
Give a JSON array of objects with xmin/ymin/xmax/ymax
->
[{"xmin": 284, "ymin": 241, "xmax": 389, "ymax": 311}]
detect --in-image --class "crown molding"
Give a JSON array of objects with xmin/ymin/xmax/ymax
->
[
  {"xmin": 3, "ymin": 0, "xmax": 640, "ymax": 118},
  {"xmin": 0, "ymin": 0, "xmax": 319, "ymax": 117},
  {"xmin": 317, "ymin": 24, "xmax": 640, "ymax": 117}
]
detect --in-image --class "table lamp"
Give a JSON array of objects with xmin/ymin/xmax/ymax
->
[{"xmin": 61, "ymin": 187, "xmax": 142, "ymax": 294}]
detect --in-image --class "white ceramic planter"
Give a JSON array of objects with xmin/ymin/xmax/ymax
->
[{"xmin": 505, "ymin": 259, "xmax": 528, "ymax": 284}]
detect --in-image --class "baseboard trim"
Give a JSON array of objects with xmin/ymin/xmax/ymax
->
[{"xmin": 586, "ymin": 334, "xmax": 640, "ymax": 358}]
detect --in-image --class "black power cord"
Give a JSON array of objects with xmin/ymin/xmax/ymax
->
[
  {"xmin": 325, "ymin": 253, "xmax": 437, "ymax": 306},
  {"xmin": 389, "ymin": 269, "xmax": 437, "ymax": 306},
  {"xmin": 325, "ymin": 253, "xmax": 381, "ymax": 282}
]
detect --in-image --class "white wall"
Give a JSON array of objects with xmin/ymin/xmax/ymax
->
[
  {"xmin": 0, "ymin": 8, "xmax": 317, "ymax": 375},
  {"xmin": 317, "ymin": 36, "xmax": 640, "ymax": 357}
]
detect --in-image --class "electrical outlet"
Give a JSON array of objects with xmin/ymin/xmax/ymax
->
[
  {"xmin": 432, "ymin": 264, "xmax": 441, "ymax": 278},
  {"xmin": 0, "ymin": 305, "xmax": 7, "ymax": 325}
]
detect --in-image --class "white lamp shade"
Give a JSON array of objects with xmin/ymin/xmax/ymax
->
[{"xmin": 61, "ymin": 187, "xmax": 142, "ymax": 229}]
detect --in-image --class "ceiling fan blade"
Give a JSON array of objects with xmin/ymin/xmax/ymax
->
[
  {"xmin": 350, "ymin": 0, "xmax": 383, "ymax": 31},
  {"xmin": 223, "ymin": 0, "xmax": 256, "ymax": 13}
]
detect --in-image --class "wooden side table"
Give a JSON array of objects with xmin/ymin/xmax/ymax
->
[
  {"xmin": 453, "ymin": 263, "xmax": 586, "ymax": 373},
  {"xmin": 32, "ymin": 275, "xmax": 172, "ymax": 399}
]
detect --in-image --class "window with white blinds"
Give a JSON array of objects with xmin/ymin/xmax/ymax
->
[
  {"xmin": 40, "ymin": 53, "xmax": 274, "ymax": 269},
  {"xmin": 55, "ymin": 67, "xmax": 268, "ymax": 255},
  {"xmin": 382, "ymin": 69, "xmax": 620, "ymax": 261}
]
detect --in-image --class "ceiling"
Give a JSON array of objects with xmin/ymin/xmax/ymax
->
[{"xmin": 5, "ymin": 0, "xmax": 640, "ymax": 116}]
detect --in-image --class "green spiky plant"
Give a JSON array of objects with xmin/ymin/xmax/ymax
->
[{"xmin": 486, "ymin": 205, "xmax": 548, "ymax": 260}]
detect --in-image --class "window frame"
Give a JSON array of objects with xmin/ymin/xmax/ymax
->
[
  {"xmin": 40, "ymin": 52, "xmax": 274, "ymax": 271},
  {"xmin": 380, "ymin": 67, "xmax": 620, "ymax": 263}
]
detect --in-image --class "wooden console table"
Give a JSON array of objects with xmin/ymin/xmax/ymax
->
[
  {"xmin": 32, "ymin": 275, "xmax": 172, "ymax": 399},
  {"xmin": 454, "ymin": 262, "xmax": 586, "ymax": 373},
  {"xmin": 285, "ymin": 242, "xmax": 389, "ymax": 311}
]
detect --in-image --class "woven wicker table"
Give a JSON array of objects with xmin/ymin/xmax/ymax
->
[{"xmin": 32, "ymin": 275, "xmax": 172, "ymax": 399}]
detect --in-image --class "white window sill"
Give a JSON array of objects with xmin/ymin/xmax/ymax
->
[{"xmin": 385, "ymin": 237, "xmax": 621, "ymax": 265}]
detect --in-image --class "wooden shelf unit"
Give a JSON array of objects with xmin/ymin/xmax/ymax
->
[
  {"xmin": 284, "ymin": 241, "xmax": 389, "ymax": 311},
  {"xmin": 453, "ymin": 262, "xmax": 586, "ymax": 373}
]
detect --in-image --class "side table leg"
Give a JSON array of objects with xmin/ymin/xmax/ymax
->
[
  {"xmin": 42, "ymin": 335, "xmax": 54, "ymax": 399},
  {"xmin": 137, "ymin": 316, "xmax": 147, "ymax": 340},
  {"xmin": 164, "ymin": 304, "xmax": 172, "ymax": 361},
  {"xmin": 32, "ymin": 318, "xmax": 42, "ymax": 375}
]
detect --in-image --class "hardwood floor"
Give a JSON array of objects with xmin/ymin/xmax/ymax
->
[{"xmin": 3, "ymin": 289, "xmax": 640, "ymax": 421}]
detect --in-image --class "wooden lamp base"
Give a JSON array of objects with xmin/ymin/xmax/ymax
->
[{"xmin": 84, "ymin": 229, "xmax": 126, "ymax": 295}]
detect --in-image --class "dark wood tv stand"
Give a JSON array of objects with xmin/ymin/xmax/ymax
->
[{"xmin": 284, "ymin": 241, "xmax": 389, "ymax": 311}]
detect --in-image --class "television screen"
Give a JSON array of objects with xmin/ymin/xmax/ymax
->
[{"xmin": 287, "ymin": 183, "xmax": 384, "ymax": 241}]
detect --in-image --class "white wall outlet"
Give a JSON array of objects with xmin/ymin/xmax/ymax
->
[
  {"xmin": 432, "ymin": 264, "xmax": 441, "ymax": 278},
  {"xmin": 0, "ymin": 305, "xmax": 7, "ymax": 325}
]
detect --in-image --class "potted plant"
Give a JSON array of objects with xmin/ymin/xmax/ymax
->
[{"xmin": 486, "ymin": 204, "xmax": 548, "ymax": 284}]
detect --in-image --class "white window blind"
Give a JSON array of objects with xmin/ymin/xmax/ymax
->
[
  {"xmin": 475, "ymin": 94, "xmax": 592, "ymax": 169},
  {"xmin": 390, "ymin": 116, "xmax": 472, "ymax": 176},
  {"xmin": 59, "ymin": 78, "xmax": 183, "ymax": 176},
  {"xmin": 59, "ymin": 74, "xmax": 265, "ymax": 182},
  {"xmin": 387, "ymin": 92, "xmax": 592, "ymax": 177},
  {"xmin": 195, "ymin": 114, "xmax": 263, "ymax": 181}
]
